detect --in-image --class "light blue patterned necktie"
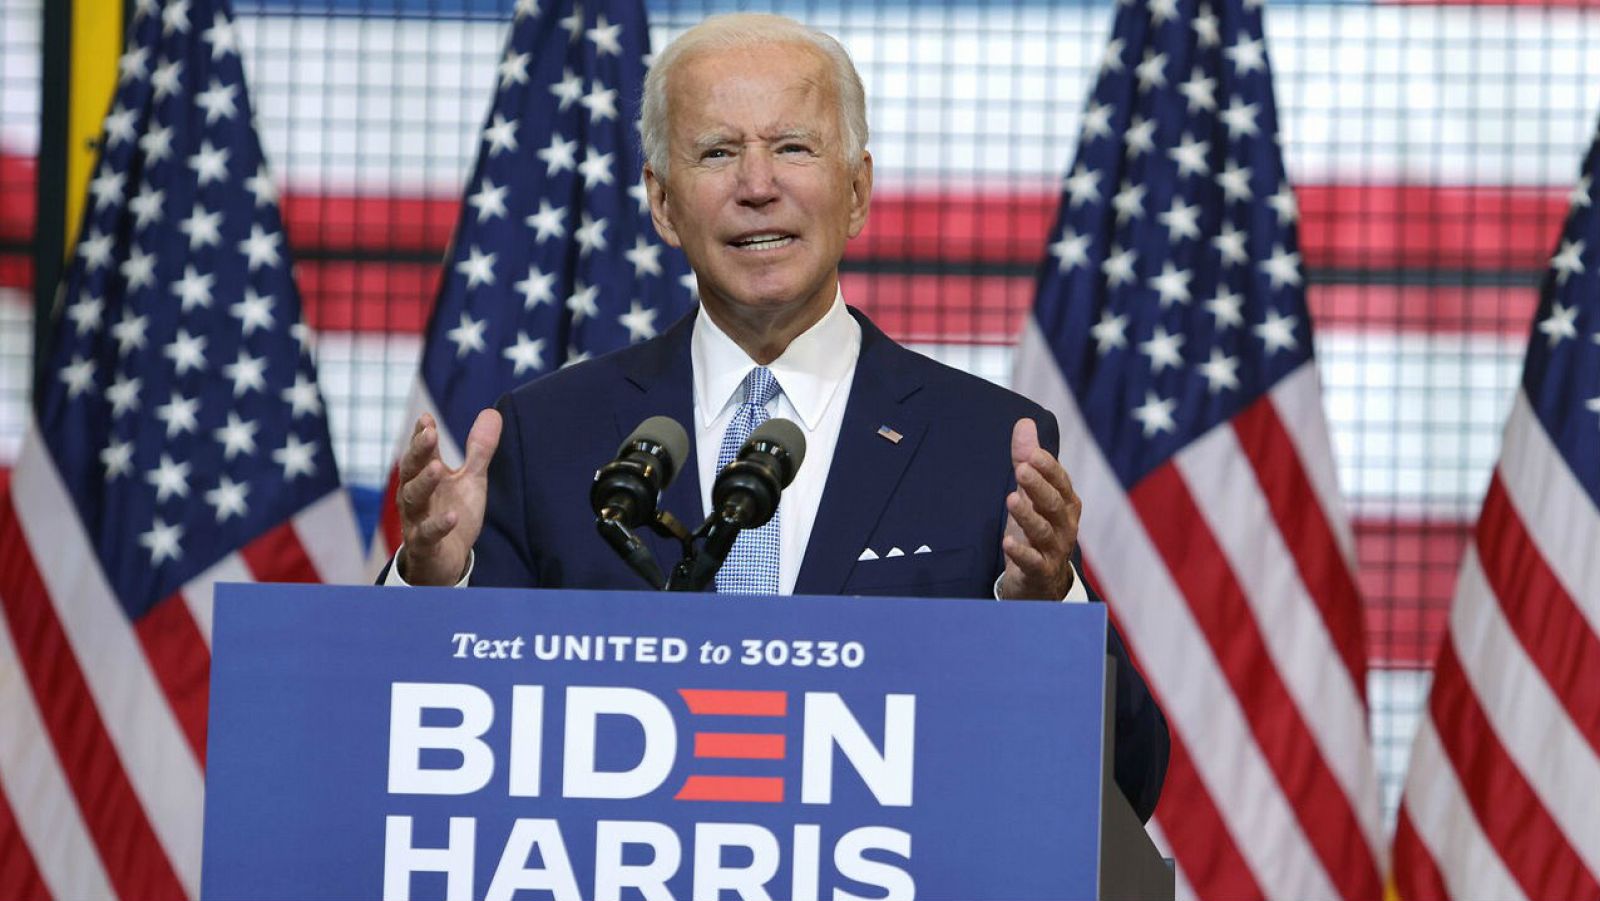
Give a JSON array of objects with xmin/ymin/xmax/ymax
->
[{"xmin": 715, "ymin": 366, "xmax": 782, "ymax": 594}]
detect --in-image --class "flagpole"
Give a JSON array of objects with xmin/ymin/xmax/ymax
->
[
  {"xmin": 32, "ymin": 0, "xmax": 125, "ymax": 402},
  {"xmin": 32, "ymin": 0, "xmax": 69, "ymax": 403}
]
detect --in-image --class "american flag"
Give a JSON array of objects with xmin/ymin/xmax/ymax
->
[
  {"xmin": 1011, "ymin": 0, "xmax": 1385, "ymax": 897},
  {"xmin": 370, "ymin": 0, "xmax": 693, "ymax": 567},
  {"xmin": 1389, "ymin": 112, "xmax": 1600, "ymax": 900},
  {"xmin": 0, "ymin": 0, "xmax": 364, "ymax": 897}
]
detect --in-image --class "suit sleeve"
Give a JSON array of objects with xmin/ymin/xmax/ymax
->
[
  {"xmin": 1035, "ymin": 409, "xmax": 1170, "ymax": 823},
  {"xmin": 470, "ymin": 395, "xmax": 541, "ymax": 588}
]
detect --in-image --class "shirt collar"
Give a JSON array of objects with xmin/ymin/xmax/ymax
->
[{"xmin": 691, "ymin": 290, "xmax": 861, "ymax": 431}]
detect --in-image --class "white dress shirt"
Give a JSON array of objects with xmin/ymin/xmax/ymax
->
[{"xmin": 691, "ymin": 293, "xmax": 859, "ymax": 596}]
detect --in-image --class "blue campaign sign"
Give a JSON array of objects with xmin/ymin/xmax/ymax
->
[{"xmin": 201, "ymin": 584, "xmax": 1109, "ymax": 900}]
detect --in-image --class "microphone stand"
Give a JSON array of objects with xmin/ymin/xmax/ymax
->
[
  {"xmin": 665, "ymin": 498, "xmax": 757, "ymax": 592},
  {"xmin": 593, "ymin": 508, "xmax": 696, "ymax": 592}
]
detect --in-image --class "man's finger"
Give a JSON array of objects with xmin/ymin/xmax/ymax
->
[
  {"xmin": 398, "ymin": 460, "xmax": 443, "ymax": 517},
  {"xmin": 1016, "ymin": 440, "xmax": 1075, "ymax": 499},
  {"xmin": 462, "ymin": 409, "xmax": 503, "ymax": 478},
  {"xmin": 1011, "ymin": 417, "xmax": 1041, "ymax": 467},
  {"xmin": 1008, "ymin": 488, "xmax": 1061, "ymax": 550},
  {"xmin": 1001, "ymin": 534, "xmax": 1051, "ymax": 580},
  {"xmin": 409, "ymin": 510, "xmax": 458, "ymax": 549},
  {"xmin": 1016, "ymin": 463, "xmax": 1071, "ymax": 522},
  {"xmin": 398, "ymin": 425, "xmax": 439, "ymax": 482}
]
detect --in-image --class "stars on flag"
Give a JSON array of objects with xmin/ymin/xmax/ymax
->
[
  {"xmin": 66, "ymin": 294, "xmax": 105, "ymax": 335},
  {"xmin": 618, "ymin": 301, "xmax": 659, "ymax": 342},
  {"xmin": 35, "ymin": 0, "xmax": 346, "ymax": 603},
  {"xmin": 1027, "ymin": 0, "xmax": 1315, "ymax": 482},
  {"xmin": 179, "ymin": 205, "xmax": 224, "ymax": 250},
  {"xmin": 446, "ymin": 312, "xmax": 489, "ymax": 358},
  {"xmin": 1092, "ymin": 311, "xmax": 1130, "ymax": 354},
  {"xmin": 139, "ymin": 518, "xmax": 184, "ymax": 565},
  {"xmin": 625, "ymin": 235, "xmax": 663, "ymax": 277},
  {"xmin": 281, "ymin": 373, "xmax": 324, "ymax": 418},
  {"xmin": 1538, "ymin": 301, "xmax": 1579, "ymax": 346},
  {"xmin": 146, "ymin": 453, "xmax": 192, "ymax": 503},
  {"xmin": 1551, "ymin": 239, "xmax": 1585, "ymax": 285},
  {"xmin": 456, "ymin": 245, "xmax": 498, "ymax": 289},
  {"xmin": 59, "ymin": 356, "xmax": 98, "ymax": 399},
  {"xmin": 272, "ymin": 434, "xmax": 319, "ymax": 480},
  {"xmin": 483, "ymin": 113, "xmax": 519, "ymax": 156},
  {"xmin": 189, "ymin": 139, "xmax": 230, "ymax": 184},
  {"xmin": 239, "ymin": 223, "xmax": 282, "ymax": 270},
  {"xmin": 1522, "ymin": 118, "xmax": 1600, "ymax": 444},
  {"xmin": 163, "ymin": 328, "xmax": 209, "ymax": 374},
  {"xmin": 503, "ymin": 331, "xmax": 548, "ymax": 376},
  {"xmin": 1063, "ymin": 164, "xmax": 1101, "ymax": 208},
  {"xmin": 1050, "ymin": 228, "xmax": 1092, "ymax": 272},
  {"xmin": 468, "ymin": 178, "xmax": 510, "ymax": 222},
  {"xmin": 231, "ymin": 289, "xmax": 276, "ymax": 334},
  {"xmin": 586, "ymin": 14, "xmax": 623, "ymax": 56},
  {"xmin": 515, "ymin": 266, "xmax": 557, "ymax": 309},
  {"xmin": 151, "ymin": 57, "xmax": 184, "ymax": 100},
  {"xmin": 371, "ymin": 0, "xmax": 693, "ymax": 582},
  {"xmin": 578, "ymin": 148, "xmax": 615, "ymax": 188},
  {"xmin": 205, "ymin": 475, "xmax": 250, "ymax": 522},
  {"xmin": 526, "ymin": 199, "xmax": 568, "ymax": 241},
  {"xmin": 107, "ymin": 374, "xmax": 142, "ymax": 416},
  {"xmin": 574, "ymin": 212, "xmax": 609, "ymax": 255},
  {"xmin": 215, "ymin": 412, "xmax": 260, "ymax": 461},
  {"xmin": 222, "ymin": 349, "xmax": 268, "ymax": 397}
]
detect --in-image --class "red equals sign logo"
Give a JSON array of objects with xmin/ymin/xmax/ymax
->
[{"xmin": 675, "ymin": 689, "xmax": 787, "ymax": 803}]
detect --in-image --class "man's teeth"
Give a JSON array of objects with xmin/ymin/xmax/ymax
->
[{"xmin": 734, "ymin": 235, "xmax": 793, "ymax": 250}]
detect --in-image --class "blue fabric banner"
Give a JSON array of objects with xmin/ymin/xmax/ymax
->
[{"xmin": 203, "ymin": 584, "xmax": 1108, "ymax": 900}]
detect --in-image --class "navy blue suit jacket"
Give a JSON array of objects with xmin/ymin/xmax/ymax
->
[{"xmin": 461, "ymin": 307, "xmax": 1168, "ymax": 819}]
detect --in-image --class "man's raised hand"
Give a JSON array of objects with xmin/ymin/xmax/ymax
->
[
  {"xmin": 396, "ymin": 409, "xmax": 502, "ymax": 585},
  {"xmin": 999, "ymin": 417, "xmax": 1082, "ymax": 601}
]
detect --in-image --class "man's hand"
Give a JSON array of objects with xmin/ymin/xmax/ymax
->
[
  {"xmin": 999, "ymin": 418, "xmax": 1082, "ymax": 600},
  {"xmin": 396, "ymin": 409, "xmax": 502, "ymax": 586}
]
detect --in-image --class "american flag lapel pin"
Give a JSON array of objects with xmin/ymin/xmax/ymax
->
[{"xmin": 877, "ymin": 425, "xmax": 903, "ymax": 444}]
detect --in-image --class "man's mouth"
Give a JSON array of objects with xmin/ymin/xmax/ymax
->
[{"xmin": 729, "ymin": 233, "xmax": 795, "ymax": 251}]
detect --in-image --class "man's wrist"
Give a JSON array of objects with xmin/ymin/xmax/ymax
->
[
  {"xmin": 388, "ymin": 546, "xmax": 474, "ymax": 588},
  {"xmin": 994, "ymin": 562, "xmax": 1087, "ymax": 602}
]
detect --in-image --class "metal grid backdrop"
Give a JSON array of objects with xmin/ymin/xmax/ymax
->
[{"xmin": 2, "ymin": 0, "xmax": 1599, "ymax": 826}]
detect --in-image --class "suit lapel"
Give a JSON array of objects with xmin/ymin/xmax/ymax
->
[
  {"xmin": 795, "ymin": 310, "xmax": 926, "ymax": 595},
  {"xmin": 613, "ymin": 310, "xmax": 702, "ymax": 539}
]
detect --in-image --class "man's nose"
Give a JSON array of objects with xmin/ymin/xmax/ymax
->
[{"xmin": 734, "ymin": 149, "xmax": 779, "ymax": 205}]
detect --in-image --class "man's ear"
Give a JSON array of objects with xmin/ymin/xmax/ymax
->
[
  {"xmin": 643, "ymin": 164, "xmax": 682, "ymax": 248},
  {"xmin": 846, "ymin": 151, "xmax": 874, "ymax": 239}
]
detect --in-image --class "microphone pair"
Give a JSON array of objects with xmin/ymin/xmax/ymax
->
[{"xmin": 589, "ymin": 415, "xmax": 807, "ymax": 590}]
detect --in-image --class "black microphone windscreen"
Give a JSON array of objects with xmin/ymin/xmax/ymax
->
[
  {"xmin": 621, "ymin": 416, "xmax": 690, "ymax": 483},
  {"xmin": 747, "ymin": 417, "xmax": 806, "ymax": 485}
]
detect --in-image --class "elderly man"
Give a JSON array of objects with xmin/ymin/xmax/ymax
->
[{"xmin": 388, "ymin": 13, "xmax": 1168, "ymax": 820}]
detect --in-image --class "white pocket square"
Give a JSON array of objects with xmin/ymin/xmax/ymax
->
[{"xmin": 857, "ymin": 548, "xmax": 880, "ymax": 561}]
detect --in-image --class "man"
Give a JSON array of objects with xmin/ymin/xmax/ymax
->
[{"xmin": 388, "ymin": 13, "xmax": 1168, "ymax": 820}]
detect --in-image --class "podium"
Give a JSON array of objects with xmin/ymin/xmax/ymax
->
[{"xmin": 201, "ymin": 584, "xmax": 1171, "ymax": 900}]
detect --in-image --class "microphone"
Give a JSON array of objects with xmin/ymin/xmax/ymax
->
[
  {"xmin": 591, "ymin": 416, "xmax": 689, "ymax": 590},
  {"xmin": 590, "ymin": 416, "xmax": 690, "ymax": 527},
  {"xmin": 711, "ymin": 417, "xmax": 807, "ymax": 529},
  {"xmin": 667, "ymin": 418, "xmax": 806, "ymax": 591}
]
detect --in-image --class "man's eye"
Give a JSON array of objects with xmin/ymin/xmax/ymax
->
[
  {"xmin": 702, "ymin": 148, "xmax": 730, "ymax": 160},
  {"xmin": 779, "ymin": 144, "xmax": 811, "ymax": 155}
]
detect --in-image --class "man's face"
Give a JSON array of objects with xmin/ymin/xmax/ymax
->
[{"xmin": 645, "ymin": 41, "xmax": 872, "ymax": 331}]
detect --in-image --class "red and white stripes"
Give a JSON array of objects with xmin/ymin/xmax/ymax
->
[
  {"xmin": 0, "ymin": 423, "xmax": 362, "ymax": 901},
  {"xmin": 1015, "ymin": 318, "xmax": 1385, "ymax": 900},
  {"xmin": 1393, "ymin": 392, "xmax": 1600, "ymax": 900}
]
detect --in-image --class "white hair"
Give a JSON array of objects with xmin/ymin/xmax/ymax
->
[{"xmin": 639, "ymin": 13, "xmax": 869, "ymax": 179}]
